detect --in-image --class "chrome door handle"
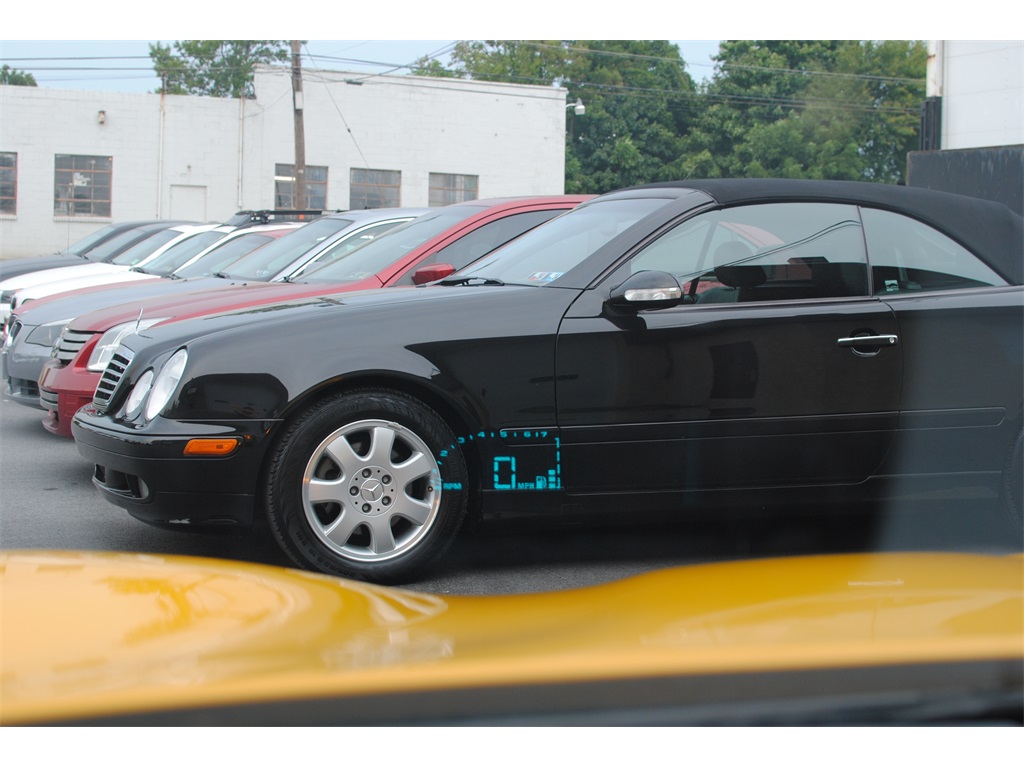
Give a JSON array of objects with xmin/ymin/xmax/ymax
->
[{"xmin": 837, "ymin": 334, "xmax": 898, "ymax": 347}]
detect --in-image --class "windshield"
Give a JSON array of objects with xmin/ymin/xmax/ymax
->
[
  {"xmin": 174, "ymin": 233, "xmax": 274, "ymax": 278},
  {"xmin": 456, "ymin": 198, "xmax": 667, "ymax": 286},
  {"xmin": 140, "ymin": 231, "xmax": 231, "ymax": 275},
  {"xmin": 216, "ymin": 218, "xmax": 354, "ymax": 280},
  {"xmin": 80, "ymin": 227, "xmax": 156, "ymax": 262},
  {"xmin": 108, "ymin": 229, "xmax": 183, "ymax": 266},
  {"xmin": 67, "ymin": 224, "xmax": 119, "ymax": 258},
  {"xmin": 293, "ymin": 206, "xmax": 484, "ymax": 284}
]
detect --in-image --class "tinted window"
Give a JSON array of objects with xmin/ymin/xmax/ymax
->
[
  {"xmin": 294, "ymin": 220, "xmax": 406, "ymax": 277},
  {"xmin": 862, "ymin": 208, "xmax": 1008, "ymax": 294},
  {"xmin": 144, "ymin": 231, "xmax": 231, "ymax": 274},
  {"xmin": 392, "ymin": 210, "xmax": 561, "ymax": 285},
  {"xmin": 217, "ymin": 218, "xmax": 356, "ymax": 280},
  {"xmin": 625, "ymin": 203, "xmax": 868, "ymax": 304},
  {"xmin": 295, "ymin": 206, "xmax": 484, "ymax": 284},
  {"xmin": 174, "ymin": 234, "xmax": 274, "ymax": 278},
  {"xmin": 67, "ymin": 224, "xmax": 119, "ymax": 257},
  {"xmin": 109, "ymin": 229, "xmax": 182, "ymax": 266},
  {"xmin": 460, "ymin": 198, "xmax": 665, "ymax": 286},
  {"xmin": 82, "ymin": 227, "xmax": 156, "ymax": 262}
]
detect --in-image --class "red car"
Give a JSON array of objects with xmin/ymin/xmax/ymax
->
[{"xmin": 38, "ymin": 196, "xmax": 589, "ymax": 436}]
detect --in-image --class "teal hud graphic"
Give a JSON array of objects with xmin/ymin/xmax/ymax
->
[{"xmin": 439, "ymin": 431, "xmax": 561, "ymax": 492}]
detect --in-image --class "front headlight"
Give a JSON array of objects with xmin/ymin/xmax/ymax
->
[
  {"xmin": 124, "ymin": 369, "xmax": 154, "ymax": 420},
  {"xmin": 144, "ymin": 348, "xmax": 188, "ymax": 421},
  {"xmin": 88, "ymin": 317, "xmax": 170, "ymax": 372},
  {"xmin": 24, "ymin": 319, "xmax": 73, "ymax": 348}
]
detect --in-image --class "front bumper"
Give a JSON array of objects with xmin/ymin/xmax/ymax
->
[
  {"xmin": 2, "ymin": 341, "xmax": 51, "ymax": 410},
  {"xmin": 72, "ymin": 405, "xmax": 280, "ymax": 527},
  {"xmin": 38, "ymin": 357, "xmax": 100, "ymax": 437}
]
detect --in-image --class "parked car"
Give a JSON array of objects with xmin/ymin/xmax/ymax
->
[
  {"xmin": 0, "ymin": 220, "xmax": 198, "ymax": 327},
  {"xmin": 1, "ymin": 549, "xmax": 1020, "ymax": 725},
  {"xmin": 0, "ymin": 220, "xmax": 179, "ymax": 281},
  {"xmin": 6, "ymin": 223, "xmax": 229, "ymax": 312},
  {"xmin": 71, "ymin": 180, "xmax": 1023, "ymax": 584},
  {"xmin": 1, "ymin": 208, "xmax": 407, "ymax": 357},
  {"xmin": 29, "ymin": 197, "xmax": 586, "ymax": 435},
  {"xmin": 1, "ymin": 223, "xmax": 304, "ymax": 413}
]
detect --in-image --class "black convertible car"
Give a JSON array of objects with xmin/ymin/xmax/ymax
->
[{"xmin": 73, "ymin": 180, "xmax": 1024, "ymax": 583}]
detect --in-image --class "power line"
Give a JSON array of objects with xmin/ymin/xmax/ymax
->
[
  {"xmin": 516, "ymin": 40, "xmax": 926, "ymax": 86},
  {"xmin": 1, "ymin": 43, "xmax": 923, "ymax": 116}
]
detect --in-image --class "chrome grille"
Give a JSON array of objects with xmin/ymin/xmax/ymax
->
[
  {"xmin": 53, "ymin": 330, "xmax": 97, "ymax": 364},
  {"xmin": 93, "ymin": 346, "xmax": 133, "ymax": 411},
  {"xmin": 39, "ymin": 387, "xmax": 58, "ymax": 410}
]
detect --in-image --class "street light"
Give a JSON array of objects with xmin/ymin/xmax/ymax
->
[{"xmin": 568, "ymin": 98, "xmax": 585, "ymax": 116}]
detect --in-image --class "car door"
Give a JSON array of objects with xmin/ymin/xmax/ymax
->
[
  {"xmin": 862, "ymin": 206, "xmax": 1023, "ymax": 481},
  {"xmin": 555, "ymin": 202, "xmax": 903, "ymax": 495}
]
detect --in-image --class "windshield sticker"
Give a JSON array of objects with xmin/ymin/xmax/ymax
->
[{"xmin": 527, "ymin": 272, "xmax": 563, "ymax": 283}]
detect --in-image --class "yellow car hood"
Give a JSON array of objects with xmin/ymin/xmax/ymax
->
[{"xmin": 2, "ymin": 550, "xmax": 1021, "ymax": 725}]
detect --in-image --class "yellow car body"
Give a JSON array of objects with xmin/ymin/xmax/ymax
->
[{"xmin": 2, "ymin": 550, "xmax": 1021, "ymax": 725}]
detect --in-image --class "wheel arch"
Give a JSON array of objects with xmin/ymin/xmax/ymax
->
[{"xmin": 259, "ymin": 371, "xmax": 486, "ymax": 520}]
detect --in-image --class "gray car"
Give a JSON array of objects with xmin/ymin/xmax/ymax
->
[{"xmin": 2, "ymin": 209, "xmax": 428, "ymax": 411}]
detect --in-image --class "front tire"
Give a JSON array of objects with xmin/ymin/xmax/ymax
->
[{"xmin": 263, "ymin": 389, "xmax": 469, "ymax": 583}]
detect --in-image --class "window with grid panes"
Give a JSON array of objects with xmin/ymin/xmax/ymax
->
[
  {"xmin": 54, "ymin": 154, "xmax": 112, "ymax": 217},
  {"xmin": 429, "ymin": 173, "xmax": 478, "ymax": 206},
  {"xmin": 275, "ymin": 163, "xmax": 328, "ymax": 209},
  {"xmin": 0, "ymin": 152, "xmax": 16, "ymax": 214},
  {"xmin": 350, "ymin": 168, "xmax": 400, "ymax": 209}
]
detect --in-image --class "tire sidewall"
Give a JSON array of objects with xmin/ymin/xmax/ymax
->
[{"xmin": 265, "ymin": 389, "xmax": 468, "ymax": 583}]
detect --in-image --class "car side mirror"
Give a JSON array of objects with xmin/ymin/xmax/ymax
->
[
  {"xmin": 412, "ymin": 263, "xmax": 455, "ymax": 285},
  {"xmin": 608, "ymin": 271, "xmax": 683, "ymax": 311}
]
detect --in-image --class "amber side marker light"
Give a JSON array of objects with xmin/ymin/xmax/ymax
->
[{"xmin": 183, "ymin": 438, "xmax": 241, "ymax": 457}]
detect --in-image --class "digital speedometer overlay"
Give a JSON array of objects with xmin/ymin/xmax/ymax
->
[{"xmin": 439, "ymin": 431, "xmax": 561, "ymax": 492}]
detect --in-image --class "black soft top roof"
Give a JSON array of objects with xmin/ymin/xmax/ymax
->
[{"xmin": 630, "ymin": 179, "xmax": 1023, "ymax": 284}]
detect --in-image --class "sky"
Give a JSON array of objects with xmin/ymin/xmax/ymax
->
[
  {"xmin": 0, "ymin": 40, "xmax": 724, "ymax": 93},
  {"xmin": 1, "ymin": 1, "xmax": 957, "ymax": 94}
]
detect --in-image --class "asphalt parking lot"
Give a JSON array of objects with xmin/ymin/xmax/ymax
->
[{"xmin": 1, "ymin": 395, "xmax": 1020, "ymax": 595}]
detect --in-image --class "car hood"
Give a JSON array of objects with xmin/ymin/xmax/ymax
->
[
  {"xmin": 14, "ymin": 269, "xmax": 160, "ymax": 303},
  {"xmin": 2, "ymin": 550, "xmax": 1021, "ymax": 725},
  {"xmin": 127, "ymin": 282, "xmax": 530, "ymax": 355},
  {"xmin": 68, "ymin": 279, "xmax": 324, "ymax": 333},
  {"xmin": 0, "ymin": 261, "xmax": 127, "ymax": 293},
  {"xmin": 10, "ymin": 276, "xmax": 226, "ymax": 328},
  {"xmin": 0, "ymin": 254, "xmax": 86, "ymax": 281}
]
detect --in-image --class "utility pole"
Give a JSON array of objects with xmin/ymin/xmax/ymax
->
[{"xmin": 290, "ymin": 40, "xmax": 307, "ymax": 210}]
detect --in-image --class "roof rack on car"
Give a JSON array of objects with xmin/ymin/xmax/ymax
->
[{"xmin": 223, "ymin": 209, "xmax": 344, "ymax": 227}]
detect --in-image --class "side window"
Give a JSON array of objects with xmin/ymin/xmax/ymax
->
[
  {"xmin": 861, "ymin": 208, "xmax": 1007, "ymax": 294},
  {"xmin": 317, "ymin": 220, "xmax": 402, "ymax": 261},
  {"xmin": 393, "ymin": 210, "xmax": 560, "ymax": 285},
  {"xmin": 626, "ymin": 203, "xmax": 869, "ymax": 304}
]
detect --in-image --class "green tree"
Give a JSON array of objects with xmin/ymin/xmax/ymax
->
[
  {"xmin": 149, "ymin": 40, "xmax": 291, "ymax": 98},
  {"xmin": 414, "ymin": 40, "xmax": 697, "ymax": 193},
  {"xmin": 674, "ymin": 40, "xmax": 926, "ymax": 184},
  {"xmin": 0, "ymin": 65, "xmax": 37, "ymax": 86}
]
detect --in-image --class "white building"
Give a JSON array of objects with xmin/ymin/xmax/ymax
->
[
  {"xmin": 0, "ymin": 65, "xmax": 569, "ymax": 258},
  {"xmin": 926, "ymin": 40, "xmax": 1023, "ymax": 150},
  {"xmin": 911, "ymin": 40, "xmax": 1024, "ymax": 215}
]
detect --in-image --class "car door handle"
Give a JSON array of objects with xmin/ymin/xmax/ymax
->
[{"xmin": 837, "ymin": 334, "xmax": 898, "ymax": 347}]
